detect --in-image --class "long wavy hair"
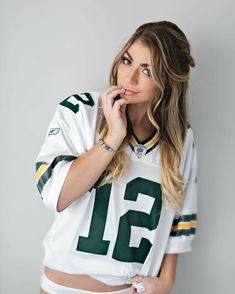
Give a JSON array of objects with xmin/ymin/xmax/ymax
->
[{"xmin": 97, "ymin": 21, "xmax": 195, "ymax": 212}]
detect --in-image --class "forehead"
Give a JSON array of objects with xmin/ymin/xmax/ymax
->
[{"xmin": 126, "ymin": 40, "xmax": 151, "ymax": 62}]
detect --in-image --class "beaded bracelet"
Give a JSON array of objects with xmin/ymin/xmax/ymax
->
[{"xmin": 98, "ymin": 138, "xmax": 116, "ymax": 153}]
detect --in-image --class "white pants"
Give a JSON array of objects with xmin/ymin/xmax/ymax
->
[{"xmin": 40, "ymin": 273, "xmax": 131, "ymax": 294}]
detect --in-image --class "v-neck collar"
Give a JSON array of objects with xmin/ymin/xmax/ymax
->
[{"xmin": 126, "ymin": 108, "xmax": 159, "ymax": 158}]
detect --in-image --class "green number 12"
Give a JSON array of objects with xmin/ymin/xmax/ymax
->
[{"xmin": 77, "ymin": 177, "xmax": 162, "ymax": 264}]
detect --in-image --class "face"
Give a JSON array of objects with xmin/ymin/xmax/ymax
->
[{"xmin": 117, "ymin": 40, "xmax": 160, "ymax": 105}]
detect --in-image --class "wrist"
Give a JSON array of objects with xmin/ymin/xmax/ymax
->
[
  {"xmin": 103, "ymin": 134, "xmax": 124, "ymax": 151},
  {"xmin": 98, "ymin": 138, "xmax": 116, "ymax": 152},
  {"xmin": 157, "ymin": 275, "xmax": 175, "ymax": 290}
]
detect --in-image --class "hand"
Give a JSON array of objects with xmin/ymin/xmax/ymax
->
[
  {"xmin": 129, "ymin": 275, "xmax": 174, "ymax": 294},
  {"xmin": 100, "ymin": 85, "xmax": 129, "ymax": 150}
]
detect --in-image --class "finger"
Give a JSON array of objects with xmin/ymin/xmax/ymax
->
[
  {"xmin": 100, "ymin": 86, "xmax": 120, "ymax": 106},
  {"xmin": 109, "ymin": 88, "xmax": 125, "ymax": 103},
  {"xmin": 103, "ymin": 85, "xmax": 122, "ymax": 96},
  {"xmin": 113, "ymin": 100, "xmax": 129, "ymax": 117},
  {"xmin": 120, "ymin": 106, "xmax": 128, "ymax": 124},
  {"xmin": 113, "ymin": 98, "xmax": 129, "ymax": 110},
  {"xmin": 130, "ymin": 275, "xmax": 143, "ymax": 282},
  {"xmin": 120, "ymin": 103, "xmax": 127, "ymax": 116},
  {"xmin": 101, "ymin": 88, "xmax": 125, "ymax": 104},
  {"xmin": 102, "ymin": 88, "xmax": 125, "ymax": 110}
]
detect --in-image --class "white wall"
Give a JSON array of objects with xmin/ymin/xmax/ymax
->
[{"xmin": 1, "ymin": 0, "xmax": 234, "ymax": 293}]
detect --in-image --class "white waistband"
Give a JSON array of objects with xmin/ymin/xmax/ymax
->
[
  {"xmin": 40, "ymin": 273, "xmax": 130, "ymax": 294},
  {"xmin": 89, "ymin": 274, "xmax": 132, "ymax": 286}
]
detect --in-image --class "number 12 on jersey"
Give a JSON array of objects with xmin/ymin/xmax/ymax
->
[{"xmin": 77, "ymin": 177, "xmax": 162, "ymax": 264}]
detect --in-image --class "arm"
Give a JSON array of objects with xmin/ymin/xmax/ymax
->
[
  {"xmin": 158, "ymin": 253, "xmax": 178, "ymax": 288},
  {"xmin": 57, "ymin": 86, "xmax": 128, "ymax": 212},
  {"xmin": 35, "ymin": 86, "xmax": 128, "ymax": 212},
  {"xmin": 130, "ymin": 254, "xmax": 177, "ymax": 294},
  {"xmin": 57, "ymin": 136, "xmax": 119, "ymax": 212}
]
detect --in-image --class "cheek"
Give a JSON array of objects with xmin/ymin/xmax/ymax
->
[
  {"xmin": 143, "ymin": 81, "xmax": 159, "ymax": 93},
  {"xmin": 117, "ymin": 69, "xmax": 122, "ymax": 83},
  {"xmin": 117, "ymin": 64, "xmax": 125, "ymax": 79}
]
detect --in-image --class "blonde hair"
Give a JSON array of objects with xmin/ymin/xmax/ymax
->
[{"xmin": 98, "ymin": 21, "xmax": 195, "ymax": 213}]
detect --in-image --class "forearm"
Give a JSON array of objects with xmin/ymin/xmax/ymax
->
[
  {"xmin": 130, "ymin": 254, "xmax": 178, "ymax": 293},
  {"xmin": 159, "ymin": 254, "xmax": 178, "ymax": 287},
  {"xmin": 57, "ymin": 136, "xmax": 120, "ymax": 212}
]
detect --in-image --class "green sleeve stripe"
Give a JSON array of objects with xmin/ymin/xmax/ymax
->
[
  {"xmin": 36, "ymin": 155, "xmax": 77, "ymax": 194},
  {"xmin": 172, "ymin": 213, "xmax": 197, "ymax": 226},
  {"xmin": 170, "ymin": 227, "xmax": 196, "ymax": 237},
  {"xmin": 36, "ymin": 161, "xmax": 46, "ymax": 172}
]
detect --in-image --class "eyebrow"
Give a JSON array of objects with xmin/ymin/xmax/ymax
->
[{"xmin": 125, "ymin": 51, "xmax": 150, "ymax": 67}]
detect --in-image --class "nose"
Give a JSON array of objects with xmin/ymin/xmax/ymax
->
[{"xmin": 126, "ymin": 68, "xmax": 138, "ymax": 85}]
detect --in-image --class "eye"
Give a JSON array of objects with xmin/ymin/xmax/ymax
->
[
  {"xmin": 142, "ymin": 68, "xmax": 151, "ymax": 77},
  {"xmin": 121, "ymin": 56, "xmax": 131, "ymax": 65}
]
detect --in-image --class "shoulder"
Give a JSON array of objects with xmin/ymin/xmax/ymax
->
[
  {"xmin": 59, "ymin": 91, "xmax": 100, "ymax": 113},
  {"xmin": 54, "ymin": 91, "xmax": 101, "ymax": 121},
  {"xmin": 184, "ymin": 125, "xmax": 196, "ymax": 150},
  {"xmin": 180, "ymin": 126, "xmax": 197, "ymax": 174}
]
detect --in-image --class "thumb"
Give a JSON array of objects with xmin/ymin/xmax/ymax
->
[
  {"xmin": 120, "ymin": 102, "xmax": 127, "ymax": 114},
  {"xmin": 129, "ymin": 285, "xmax": 137, "ymax": 293},
  {"xmin": 131, "ymin": 275, "xmax": 143, "ymax": 282}
]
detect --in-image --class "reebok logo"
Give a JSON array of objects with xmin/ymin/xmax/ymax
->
[{"xmin": 48, "ymin": 128, "xmax": 60, "ymax": 136}]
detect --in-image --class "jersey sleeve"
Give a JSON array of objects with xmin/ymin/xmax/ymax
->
[
  {"xmin": 165, "ymin": 127, "xmax": 198, "ymax": 253},
  {"xmin": 35, "ymin": 92, "xmax": 99, "ymax": 212}
]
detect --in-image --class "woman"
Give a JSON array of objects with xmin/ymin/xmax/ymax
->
[{"xmin": 36, "ymin": 20, "xmax": 197, "ymax": 294}]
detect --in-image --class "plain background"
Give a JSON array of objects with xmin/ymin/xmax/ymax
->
[{"xmin": 1, "ymin": 0, "xmax": 235, "ymax": 293}]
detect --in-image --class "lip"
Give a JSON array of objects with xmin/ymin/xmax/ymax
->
[{"xmin": 124, "ymin": 87, "xmax": 139, "ymax": 95}]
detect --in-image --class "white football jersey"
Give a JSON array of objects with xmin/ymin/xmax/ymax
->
[{"xmin": 35, "ymin": 92, "xmax": 198, "ymax": 285}]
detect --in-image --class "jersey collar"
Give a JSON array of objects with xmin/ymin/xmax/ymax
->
[{"xmin": 126, "ymin": 109, "xmax": 159, "ymax": 158}]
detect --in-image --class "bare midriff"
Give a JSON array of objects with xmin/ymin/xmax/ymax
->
[{"xmin": 44, "ymin": 267, "xmax": 131, "ymax": 292}]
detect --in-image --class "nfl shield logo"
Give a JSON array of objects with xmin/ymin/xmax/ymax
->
[{"xmin": 134, "ymin": 144, "xmax": 147, "ymax": 158}]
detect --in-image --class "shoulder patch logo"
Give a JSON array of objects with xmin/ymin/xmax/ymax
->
[{"xmin": 48, "ymin": 128, "xmax": 60, "ymax": 136}]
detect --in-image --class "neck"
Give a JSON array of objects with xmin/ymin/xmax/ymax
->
[{"xmin": 127, "ymin": 104, "xmax": 151, "ymax": 128}]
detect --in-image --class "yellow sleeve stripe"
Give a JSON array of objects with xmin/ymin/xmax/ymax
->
[
  {"xmin": 171, "ymin": 220, "xmax": 197, "ymax": 232},
  {"xmin": 35, "ymin": 163, "xmax": 48, "ymax": 181}
]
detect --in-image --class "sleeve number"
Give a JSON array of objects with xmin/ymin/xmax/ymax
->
[{"xmin": 60, "ymin": 93, "xmax": 94, "ymax": 113}]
